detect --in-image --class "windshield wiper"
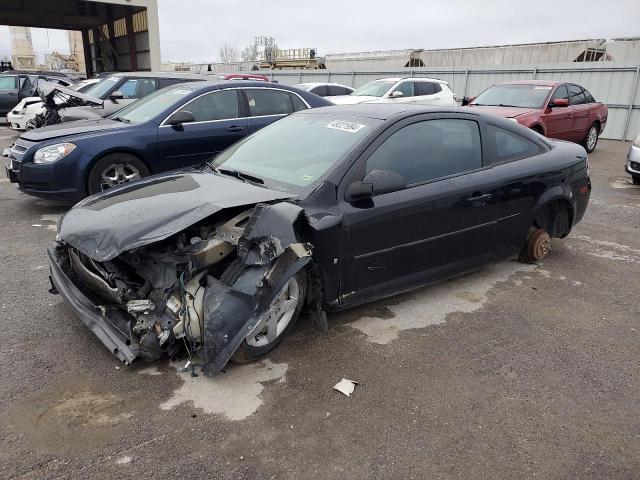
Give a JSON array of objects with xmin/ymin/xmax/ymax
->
[
  {"xmin": 111, "ymin": 116, "xmax": 131, "ymax": 123},
  {"xmin": 216, "ymin": 167, "xmax": 264, "ymax": 185}
]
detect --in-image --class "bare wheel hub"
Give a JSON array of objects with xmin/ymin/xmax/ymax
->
[{"xmin": 99, "ymin": 163, "xmax": 141, "ymax": 191}]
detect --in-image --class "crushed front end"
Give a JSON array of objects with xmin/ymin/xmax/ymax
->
[{"xmin": 48, "ymin": 203, "xmax": 313, "ymax": 375}]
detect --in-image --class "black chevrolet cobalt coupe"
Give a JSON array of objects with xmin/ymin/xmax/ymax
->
[{"xmin": 49, "ymin": 105, "xmax": 591, "ymax": 375}]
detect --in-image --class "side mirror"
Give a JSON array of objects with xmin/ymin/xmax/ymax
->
[
  {"xmin": 461, "ymin": 95, "xmax": 476, "ymax": 106},
  {"xmin": 167, "ymin": 110, "xmax": 195, "ymax": 126},
  {"xmin": 389, "ymin": 90, "xmax": 404, "ymax": 99},
  {"xmin": 110, "ymin": 90, "xmax": 124, "ymax": 101},
  {"xmin": 346, "ymin": 169, "xmax": 406, "ymax": 202},
  {"xmin": 550, "ymin": 98, "xmax": 569, "ymax": 108}
]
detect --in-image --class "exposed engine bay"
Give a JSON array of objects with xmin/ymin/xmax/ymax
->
[
  {"xmin": 28, "ymin": 82, "xmax": 102, "ymax": 129},
  {"xmin": 50, "ymin": 202, "xmax": 316, "ymax": 376}
]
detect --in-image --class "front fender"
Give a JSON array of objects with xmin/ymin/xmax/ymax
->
[{"xmin": 201, "ymin": 202, "xmax": 313, "ymax": 376}]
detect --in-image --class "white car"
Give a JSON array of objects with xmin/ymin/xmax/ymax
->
[
  {"xmin": 7, "ymin": 78, "xmax": 102, "ymax": 130},
  {"xmin": 295, "ymin": 82, "xmax": 354, "ymax": 97},
  {"xmin": 330, "ymin": 77, "xmax": 456, "ymax": 107}
]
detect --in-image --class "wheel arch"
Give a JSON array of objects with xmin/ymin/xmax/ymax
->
[
  {"xmin": 83, "ymin": 149, "xmax": 152, "ymax": 195},
  {"xmin": 530, "ymin": 123, "xmax": 545, "ymax": 135},
  {"xmin": 532, "ymin": 190, "xmax": 574, "ymax": 238}
]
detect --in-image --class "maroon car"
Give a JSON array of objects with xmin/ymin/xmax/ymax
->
[{"xmin": 463, "ymin": 80, "xmax": 607, "ymax": 152}]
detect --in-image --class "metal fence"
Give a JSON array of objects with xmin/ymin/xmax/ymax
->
[{"xmin": 249, "ymin": 62, "xmax": 640, "ymax": 141}]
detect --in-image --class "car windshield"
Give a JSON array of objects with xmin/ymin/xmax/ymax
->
[
  {"xmin": 109, "ymin": 85, "xmax": 193, "ymax": 124},
  {"xmin": 351, "ymin": 80, "xmax": 396, "ymax": 97},
  {"xmin": 471, "ymin": 84, "xmax": 552, "ymax": 108},
  {"xmin": 211, "ymin": 114, "xmax": 382, "ymax": 193},
  {"xmin": 83, "ymin": 76, "xmax": 120, "ymax": 98}
]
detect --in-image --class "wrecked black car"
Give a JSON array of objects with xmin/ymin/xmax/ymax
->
[{"xmin": 48, "ymin": 105, "xmax": 591, "ymax": 375}]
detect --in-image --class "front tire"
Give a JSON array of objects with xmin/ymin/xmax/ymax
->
[
  {"xmin": 232, "ymin": 270, "xmax": 307, "ymax": 364},
  {"xmin": 582, "ymin": 123, "xmax": 599, "ymax": 153},
  {"xmin": 87, "ymin": 153, "xmax": 149, "ymax": 196}
]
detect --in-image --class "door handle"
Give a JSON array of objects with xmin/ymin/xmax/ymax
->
[
  {"xmin": 227, "ymin": 125, "xmax": 245, "ymax": 132},
  {"xmin": 467, "ymin": 193, "xmax": 492, "ymax": 204}
]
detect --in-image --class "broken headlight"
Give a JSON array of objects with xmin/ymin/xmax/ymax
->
[{"xmin": 34, "ymin": 143, "xmax": 76, "ymax": 164}]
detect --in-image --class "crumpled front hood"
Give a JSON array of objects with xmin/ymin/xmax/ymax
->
[
  {"xmin": 58, "ymin": 169, "xmax": 294, "ymax": 261},
  {"xmin": 38, "ymin": 81, "xmax": 103, "ymax": 106},
  {"xmin": 465, "ymin": 105, "xmax": 539, "ymax": 118}
]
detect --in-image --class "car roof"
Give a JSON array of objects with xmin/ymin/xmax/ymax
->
[
  {"xmin": 177, "ymin": 80, "xmax": 309, "ymax": 92},
  {"xmin": 297, "ymin": 104, "xmax": 462, "ymax": 120},
  {"xmin": 107, "ymin": 71, "xmax": 209, "ymax": 80},
  {"xmin": 297, "ymin": 82, "xmax": 351, "ymax": 87},
  {"xmin": 496, "ymin": 79, "xmax": 562, "ymax": 87},
  {"xmin": 372, "ymin": 77, "xmax": 448, "ymax": 84}
]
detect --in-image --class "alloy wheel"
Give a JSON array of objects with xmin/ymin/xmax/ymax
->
[
  {"xmin": 99, "ymin": 163, "xmax": 142, "ymax": 191},
  {"xmin": 246, "ymin": 278, "xmax": 300, "ymax": 347}
]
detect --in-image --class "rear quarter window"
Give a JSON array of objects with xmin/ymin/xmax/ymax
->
[{"xmin": 488, "ymin": 124, "xmax": 546, "ymax": 164}]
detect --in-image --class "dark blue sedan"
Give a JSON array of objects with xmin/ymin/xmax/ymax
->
[{"xmin": 5, "ymin": 81, "xmax": 331, "ymax": 201}]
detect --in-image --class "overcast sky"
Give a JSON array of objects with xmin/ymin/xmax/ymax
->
[{"xmin": 1, "ymin": 0, "xmax": 639, "ymax": 63}]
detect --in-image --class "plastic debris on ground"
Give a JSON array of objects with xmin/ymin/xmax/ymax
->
[{"xmin": 333, "ymin": 378, "xmax": 358, "ymax": 396}]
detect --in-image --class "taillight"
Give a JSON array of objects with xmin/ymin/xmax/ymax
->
[{"xmin": 579, "ymin": 185, "xmax": 590, "ymax": 195}]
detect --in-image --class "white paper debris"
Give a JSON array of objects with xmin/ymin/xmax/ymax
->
[{"xmin": 333, "ymin": 378, "xmax": 358, "ymax": 396}]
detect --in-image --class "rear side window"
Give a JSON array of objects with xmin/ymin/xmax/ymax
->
[
  {"xmin": 290, "ymin": 93, "xmax": 308, "ymax": 112},
  {"xmin": 488, "ymin": 124, "xmax": 545, "ymax": 163},
  {"xmin": 415, "ymin": 82, "xmax": 442, "ymax": 96},
  {"xmin": 245, "ymin": 89, "xmax": 293, "ymax": 116},
  {"xmin": 583, "ymin": 87, "xmax": 595, "ymax": 103},
  {"xmin": 178, "ymin": 89, "xmax": 239, "ymax": 122},
  {"xmin": 328, "ymin": 86, "xmax": 352, "ymax": 96},
  {"xmin": 568, "ymin": 84, "xmax": 586, "ymax": 105},
  {"xmin": 310, "ymin": 85, "xmax": 329, "ymax": 96},
  {"xmin": 365, "ymin": 118, "xmax": 482, "ymax": 186}
]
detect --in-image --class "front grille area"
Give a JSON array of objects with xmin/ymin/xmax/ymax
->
[{"xmin": 11, "ymin": 143, "xmax": 27, "ymax": 154}]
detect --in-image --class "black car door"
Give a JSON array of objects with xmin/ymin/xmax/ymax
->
[
  {"xmin": 0, "ymin": 75, "xmax": 19, "ymax": 115},
  {"xmin": 338, "ymin": 114, "xmax": 502, "ymax": 304},
  {"xmin": 157, "ymin": 88, "xmax": 248, "ymax": 169}
]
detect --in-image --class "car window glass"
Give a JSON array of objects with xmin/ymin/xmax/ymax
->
[
  {"xmin": 290, "ymin": 93, "xmax": 307, "ymax": 112},
  {"xmin": 365, "ymin": 118, "xmax": 482, "ymax": 186},
  {"xmin": 312, "ymin": 85, "xmax": 329, "ymax": 96},
  {"xmin": 415, "ymin": 82, "xmax": 440, "ymax": 96},
  {"xmin": 583, "ymin": 87, "xmax": 595, "ymax": 103},
  {"xmin": 550, "ymin": 85, "xmax": 569, "ymax": 103},
  {"xmin": 393, "ymin": 81, "xmax": 414, "ymax": 97},
  {"xmin": 0, "ymin": 76, "xmax": 16, "ymax": 89},
  {"xmin": 568, "ymin": 84, "xmax": 586, "ymax": 105},
  {"xmin": 177, "ymin": 89, "xmax": 239, "ymax": 122},
  {"xmin": 245, "ymin": 89, "xmax": 293, "ymax": 116},
  {"xmin": 488, "ymin": 124, "xmax": 544, "ymax": 163}
]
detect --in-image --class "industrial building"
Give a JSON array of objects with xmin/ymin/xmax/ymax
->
[{"xmin": 0, "ymin": 0, "xmax": 161, "ymax": 76}]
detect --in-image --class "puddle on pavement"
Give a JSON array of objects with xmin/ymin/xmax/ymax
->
[
  {"xmin": 1, "ymin": 374, "xmax": 141, "ymax": 455},
  {"xmin": 161, "ymin": 359, "xmax": 288, "ymax": 421},
  {"xmin": 346, "ymin": 262, "xmax": 538, "ymax": 344}
]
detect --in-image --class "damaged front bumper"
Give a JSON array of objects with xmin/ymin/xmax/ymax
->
[
  {"xmin": 49, "ymin": 202, "xmax": 316, "ymax": 375},
  {"xmin": 48, "ymin": 246, "xmax": 137, "ymax": 364}
]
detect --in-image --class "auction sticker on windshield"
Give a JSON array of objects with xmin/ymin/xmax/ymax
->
[{"xmin": 326, "ymin": 120, "xmax": 366, "ymax": 133}]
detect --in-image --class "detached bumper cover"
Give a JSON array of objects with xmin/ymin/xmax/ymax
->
[{"xmin": 47, "ymin": 246, "xmax": 137, "ymax": 364}]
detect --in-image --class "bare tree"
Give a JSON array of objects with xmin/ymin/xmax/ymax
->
[
  {"xmin": 218, "ymin": 42, "xmax": 239, "ymax": 63},
  {"xmin": 240, "ymin": 43, "xmax": 259, "ymax": 62}
]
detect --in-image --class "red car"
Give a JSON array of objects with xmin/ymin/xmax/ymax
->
[{"xmin": 463, "ymin": 80, "xmax": 607, "ymax": 152}]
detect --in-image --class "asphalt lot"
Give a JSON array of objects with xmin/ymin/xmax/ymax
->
[{"xmin": 0, "ymin": 126, "xmax": 638, "ymax": 480}]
